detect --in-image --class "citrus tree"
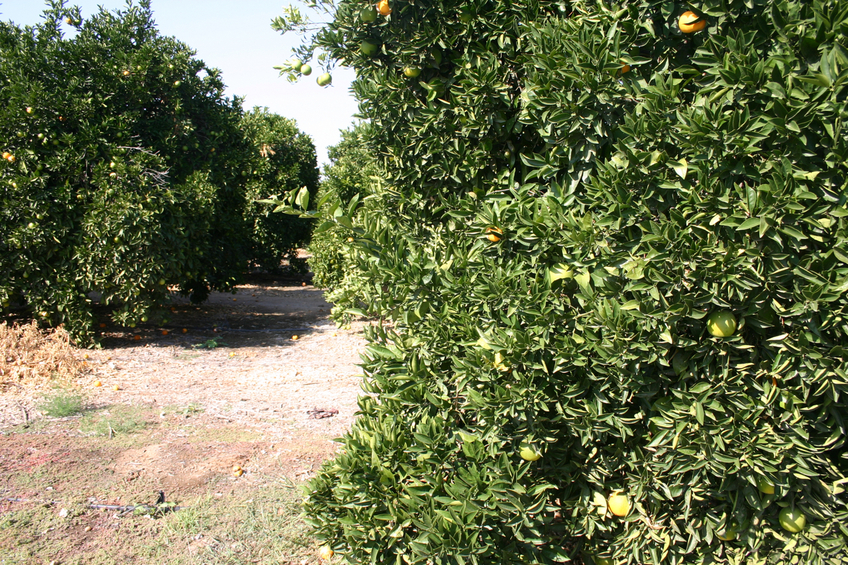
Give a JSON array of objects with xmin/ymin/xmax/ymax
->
[
  {"xmin": 0, "ymin": 1, "xmax": 316, "ymax": 343},
  {"xmin": 308, "ymin": 123, "xmax": 380, "ymax": 319},
  {"xmin": 241, "ymin": 107, "xmax": 320, "ymax": 273},
  {"xmin": 281, "ymin": 0, "xmax": 848, "ymax": 563}
]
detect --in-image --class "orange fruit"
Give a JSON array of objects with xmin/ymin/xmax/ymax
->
[
  {"xmin": 292, "ymin": 335, "xmax": 299, "ymax": 341},
  {"xmin": 486, "ymin": 227, "xmax": 503, "ymax": 242},
  {"xmin": 779, "ymin": 507, "xmax": 806, "ymax": 533},
  {"xmin": 182, "ymin": 328, "xmax": 188, "ymax": 333},
  {"xmin": 232, "ymin": 464, "xmax": 244, "ymax": 477},
  {"xmin": 318, "ymin": 545, "xmax": 334, "ymax": 560},
  {"xmin": 607, "ymin": 492, "xmax": 630, "ymax": 517},
  {"xmin": 112, "ymin": 385, "xmax": 120, "ymax": 391},
  {"xmin": 133, "ymin": 335, "xmax": 141, "ymax": 341},
  {"xmin": 99, "ymin": 323, "xmax": 107, "ymax": 328},
  {"xmin": 678, "ymin": 11, "xmax": 706, "ymax": 33},
  {"xmin": 94, "ymin": 381, "xmax": 102, "ymax": 387},
  {"xmin": 161, "ymin": 329, "xmax": 169, "ymax": 336},
  {"xmin": 377, "ymin": 0, "xmax": 391, "ymax": 16},
  {"xmin": 519, "ymin": 443, "xmax": 542, "ymax": 461},
  {"xmin": 621, "ymin": 64, "xmax": 631, "ymax": 74},
  {"xmin": 716, "ymin": 526, "xmax": 737, "ymax": 541},
  {"xmin": 706, "ymin": 310, "xmax": 737, "ymax": 338}
]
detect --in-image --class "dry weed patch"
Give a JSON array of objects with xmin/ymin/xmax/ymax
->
[{"xmin": 0, "ymin": 321, "xmax": 87, "ymax": 390}]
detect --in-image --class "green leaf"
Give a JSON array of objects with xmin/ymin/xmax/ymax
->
[{"xmin": 668, "ymin": 159, "xmax": 688, "ymax": 180}]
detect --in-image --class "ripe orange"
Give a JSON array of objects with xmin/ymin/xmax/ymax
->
[
  {"xmin": 99, "ymin": 322, "xmax": 107, "ymax": 328},
  {"xmin": 232, "ymin": 464, "xmax": 244, "ymax": 477},
  {"xmin": 292, "ymin": 335, "xmax": 299, "ymax": 341},
  {"xmin": 94, "ymin": 381, "xmax": 102, "ymax": 387},
  {"xmin": 318, "ymin": 545, "xmax": 334, "ymax": 560},
  {"xmin": 2, "ymin": 152, "xmax": 9, "ymax": 159},
  {"xmin": 486, "ymin": 227, "xmax": 503, "ymax": 242},
  {"xmin": 607, "ymin": 492, "xmax": 630, "ymax": 517},
  {"xmin": 182, "ymin": 328, "xmax": 188, "ymax": 333},
  {"xmin": 161, "ymin": 329, "xmax": 169, "ymax": 336},
  {"xmin": 678, "ymin": 11, "xmax": 706, "ymax": 33},
  {"xmin": 133, "ymin": 335, "xmax": 141, "ymax": 341},
  {"xmin": 377, "ymin": 0, "xmax": 391, "ymax": 16},
  {"xmin": 112, "ymin": 385, "xmax": 120, "ymax": 391}
]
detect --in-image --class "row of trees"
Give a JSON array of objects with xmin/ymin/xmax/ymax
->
[
  {"xmin": 291, "ymin": 0, "xmax": 847, "ymax": 563},
  {"xmin": 0, "ymin": 0, "xmax": 318, "ymax": 344}
]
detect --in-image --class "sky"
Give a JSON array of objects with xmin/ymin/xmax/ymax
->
[{"xmin": 0, "ymin": 0, "xmax": 360, "ymax": 168}]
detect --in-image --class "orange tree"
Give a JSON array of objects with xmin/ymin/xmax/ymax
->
[
  {"xmin": 241, "ymin": 107, "xmax": 320, "ymax": 274},
  {"xmin": 280, "ymin": 0, "xmax": 848, "ymax": 563},
  {"xmin": 308, "ymin": 123, "xmax": 379, "ymax": 317},
  {"xmin": 0, "ymin": 1, "xmax": 316, "ymax": 343}
]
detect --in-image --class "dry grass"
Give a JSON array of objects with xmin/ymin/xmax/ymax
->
[{"xmin": 0, "ymin": 321, "xmax": 87, "ymax": 390}]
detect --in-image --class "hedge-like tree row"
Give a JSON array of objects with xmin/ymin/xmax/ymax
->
[
  {"xmin": 1, "ymin": 0, "xmax": 318, "ymax": 344},
  {"xmin": 284, "ymin": 0, "xmax": 847, "ymax": 563}
]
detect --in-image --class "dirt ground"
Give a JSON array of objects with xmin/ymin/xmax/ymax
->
[{"xmin": 0, "ymin": 274, "xmax": 370, "ymax": 564}]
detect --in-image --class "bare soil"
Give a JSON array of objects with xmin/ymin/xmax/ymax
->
[{"xmin": 0, "ymin": 275, "xmax": 369, "ymax": 564}]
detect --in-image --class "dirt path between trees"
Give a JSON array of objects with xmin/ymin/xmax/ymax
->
[{"xmin": 0, "ymin": 275, "xmax": 369, "ymax": 564}]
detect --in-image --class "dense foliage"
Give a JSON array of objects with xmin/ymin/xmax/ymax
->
[
  {"xmin": 308, "ymin": 123, "xmax": 378, "ymax": 312},
  {"xmin": 285, "ymin": 0, "xmax": 848, "ymax": 563},
  {"xmin": 0, "ymin": 1, "xmax": 317, "ymax": 343},
  {"xmin": 242, "ymin": 107, "xmax": 320, "ymax": 274}
]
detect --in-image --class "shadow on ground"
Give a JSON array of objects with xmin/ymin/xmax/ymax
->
[{"xmin": 94, "ymin": 274, "xmax": 339, "ymax": 351}]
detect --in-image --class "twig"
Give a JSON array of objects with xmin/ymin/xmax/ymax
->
[
  {"xmin": 17, "ymin": 401, "xmax": 29, "ymax": 425},
  {"xmin": 2, "ymin": 497, "xmax": 186, "ymax": 513}
]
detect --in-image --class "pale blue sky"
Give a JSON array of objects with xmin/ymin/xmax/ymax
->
[{"xmin": 1, "ymin": 0, "xmax": 360, "ymax": 168}]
